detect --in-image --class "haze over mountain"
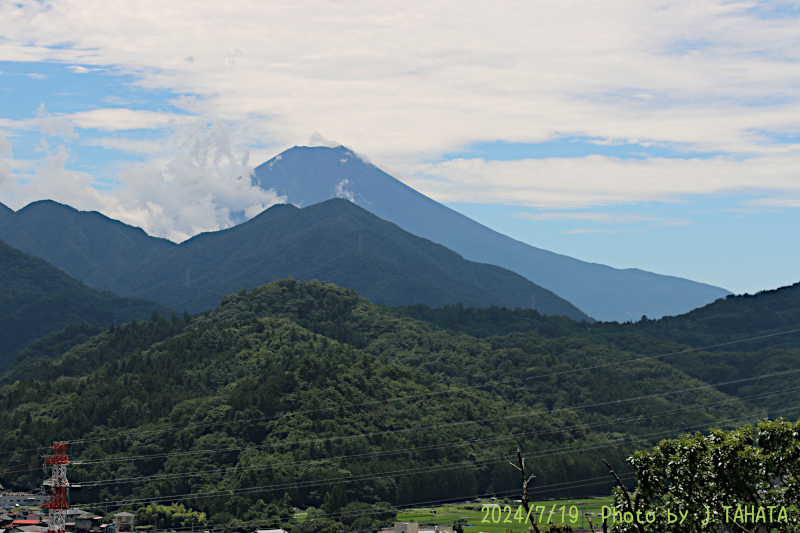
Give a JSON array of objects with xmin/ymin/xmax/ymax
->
[
  {"xmin": 0, "ymin": 202, "xmax": 12, "ymax": 223},
  {"xmin": 252, "ymin": 146, "xmax": 731, "ymax": 322},
  {"xmin": 0, "ymin": 199, "xmax": 588, "ymax": 319}
]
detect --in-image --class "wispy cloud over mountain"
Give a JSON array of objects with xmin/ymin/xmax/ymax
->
[
  {"xmin": 0, "ymin": 112, "xmax": 284, "ymax": 241},
  {"xmin": 1, "ymin": 0, "xmax": 799, "ymax": 291}
]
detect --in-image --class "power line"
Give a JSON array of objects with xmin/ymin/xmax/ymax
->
[
  {"xmin": 75, "ymin": 403, "xmax": 800, "ymax": 510},
  {"xmin": 3, "ymin": 324, "xmax": 797, "ymax": 460},
  {"xmin": 75, "ymin": 385, "xmax": 800, "ymax": 488},
  {"xmin": 2, "ymin": 366, "xmax": 797, "ymax": 477},
  {"xmin": 67, "ymin": 368, "xmax": 800, "ymax": 466}
]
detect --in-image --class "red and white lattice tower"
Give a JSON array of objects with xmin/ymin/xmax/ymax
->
[{"xmin": 41, "ymin": 442, "xmax": 70, "ymax": 533}]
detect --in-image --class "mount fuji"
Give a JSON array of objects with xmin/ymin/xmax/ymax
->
[{"xmin": 252, "ymin": 145, "xmax": 730, "ymax": 322}]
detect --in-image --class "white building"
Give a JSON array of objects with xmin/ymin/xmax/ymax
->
[
  {"xmin": 0, "ymin": 494, "xmax": 48, "ymax": 508},
  {"xmin": 381, "ymin": 522, "xmax": 453, "ymax": 533}
]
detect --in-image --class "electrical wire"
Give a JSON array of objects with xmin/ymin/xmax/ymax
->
[
  {"xmin": 3, "ymin": 325, "xmax": 796, "ymax": 460},
  {"xmin": 74, "ymin": 385, "xmax": 800, "ymax": 488},
  {"xmin": 75, "ymin": 403, "xmax": 800, "ymax": 510},
  {"xmin": 66, "ymin": 368, "xmax": 800, "ymax": 466}
]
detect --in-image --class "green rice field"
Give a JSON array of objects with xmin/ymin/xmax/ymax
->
[{"xmin": 397, "ymin": 497, "xmax": 615, "ymax": 533}]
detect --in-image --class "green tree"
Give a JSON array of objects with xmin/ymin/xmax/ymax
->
[
  {"xmin": 395, "ymin": 477, "xmax": 414, "ymax": 506},
  {"xmin": 608, "ymin": 418, "xmax": 800, "ymax": 533},
  {"xmin": 321, "ymin": 485, "xmax": 348, "ymax": 515}
]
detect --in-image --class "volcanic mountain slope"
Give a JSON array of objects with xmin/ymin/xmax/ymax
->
[
  {"xmin": 0, "ymin": 238, "xmax": 170, "ymax": 371},
  {"xmin": 113, "ymin": 199, "xmax": 591, "ymax": 318},
  {"xmin": 251, "ymin": 145, "xmax": 730, "ymax": 322}
]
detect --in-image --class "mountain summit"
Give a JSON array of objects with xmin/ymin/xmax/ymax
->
[
  {"xmin": 0, "ymin": 197, "xmax": 588, "ymax": 319},
  {"xmin": 115, "ymin": 198, "xmax": 590, "ymax": 318},
  {"xmin": 252, "ymin": 146, "xmax": 730, "ymax": 322}
]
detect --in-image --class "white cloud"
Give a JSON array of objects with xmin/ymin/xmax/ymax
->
[
  {"xmin": 1, "ymin": 117, "xmax": 285, "ymax": 241},
  {"xmin": 564, "ymin": 228, "xmax": 618, "ymax": 234},
  {"xmin": 0, "ymin": 0, "xmax": 799, "ymax": 205},
  {"xmin": 81, "ymin": 136, "xmax": 166, "ymax": 156},
  {"xmin": 334, "ymin": 179, "xmax": 355, "ymax": 202},
  {"xmin": 0, "ymin": 136, "xmax": 12, "ymax": 158},
  {"xmin": 743, "ymin": 196, "xmax": 800, "ymax": 208},
  {"xmin": 308, "ymin": 132, "xmax": 339, "ymax": 148},
  {"xmin": 64, "ymin": 109, "xmax": 191, "ymax": 131},
  {"xmin": 104, "ymin": 95, "xmax": 145, "ymax": 105},
  {"xmin": 516, "ymin": 211, "xmax": 690, "ymax": 226},
  {"xmin": 0, "ymin": 135, "xmax": 12, "ymax": 188},
  {"xmin": 32, "ymin": 103, "xmax": 78, "ymax": 151},
  {"xmin": 399, "ymin": 154, "xmax": 800, "ymax": 208}
]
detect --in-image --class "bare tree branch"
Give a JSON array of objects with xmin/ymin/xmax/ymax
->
[
  {"xmin": 513, "ymin": 448, "xmax": 542, "ymax": 533},
  {"xmin": 602, "ymin": 459, "xmax": 645, "ymax": 533},
  {"xmin": 586, "ymin": 514, "xmax": 597, "ymax": 533}
]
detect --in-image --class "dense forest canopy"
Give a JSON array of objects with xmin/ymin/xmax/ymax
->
[
  {"xmin": 0, "ymin": 279, "xmax": 797, "ymax": 533},
  {"xmin": 0, "ymin": 238, "xmax": 170, "ymax": 372}
]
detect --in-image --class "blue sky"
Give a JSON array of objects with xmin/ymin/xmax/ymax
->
[{"xmin": 1, "ymin": 0, "xmax": 800, "ymax": 294}]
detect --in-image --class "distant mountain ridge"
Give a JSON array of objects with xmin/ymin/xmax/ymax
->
[
  {"xmin": 0, "ymin": 199, "xmax": 590, "ymax": 319},
  {"xmin": 0, "ymin": 200, "xmax": 175, "ymax": 291},
  {"xmin": 252, "ymin": 146, "xmax": 731, "ymax": 321},
  {"xmin": 115, "ymin": 199, "xmax": 590, "ymax": 317},
  {"xmin": 0, "ymin": 201, "xmax": 12, "ymax": 223}
]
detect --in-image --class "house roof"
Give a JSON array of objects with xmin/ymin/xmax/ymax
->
[
  {"xmin": 11, "ymin": 520, "xmax": 41, "ymax": 525},
  {"xmin": 113, "ymin": 512, "xmax": 134, "ymax": 517},
  {"xmin": 17, "ymin": 526, "xmax": 47, "ymax": 533}
]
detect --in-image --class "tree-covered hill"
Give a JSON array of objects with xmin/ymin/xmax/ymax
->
[
  {"xmin": 112, "ymin": 199, "xmax": 590, "ymax": 318},
  {"xmin": 0, "ymin": 200, "xmax": 175, "ymax": 290},
  {"xmin": 0, "ymin": 199, "xmax": 590, "ymax": 320},
  {"xmin": 0, "ymin": 238, "xmax": 171, "ymax": 372},
  {"xmin": 397, "ymin": 281, "xmax": 800, "ymax": 347},
  {"xmin": 394, "ymin": 283, "xmax": 800, "ymax": 415},
  {"xmin": 621, "ymin": 281, "xmax": 800, "ymax": 350},
  {"xmin": 0, "ymin": 280, "xmax": 755, "ymax": 532}
]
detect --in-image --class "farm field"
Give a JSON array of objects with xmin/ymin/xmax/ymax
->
[{"xmin": 397, "ymin": 496, "xmax": 615, "ymax": 533}]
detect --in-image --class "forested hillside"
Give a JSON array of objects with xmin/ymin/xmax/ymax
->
[
  {"xmin": 0, "ymin": 239, "xmax": 171, "ymax": 371},
  {"xmin": 396, "ymin": 284, "xmax": 800, "ymax": 415},
  {"xmin": 113, "ymin": 200, "xmax": 589, "ymax": 318},
  {"xmin": 0, "ymin": 200, "xmax": 175, "ymax": 290},
  {"xmin": 0, "ymin": 199, "xmax": 590, "ymax": 320},
  {"xmin": 0, "ymin": 280, "xmax": 758, "ymax": 532}
]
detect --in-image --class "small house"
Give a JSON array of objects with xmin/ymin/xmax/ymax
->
[{"xmin": 112, "ymin": 513, "xmax": 134, "ymax": 533}]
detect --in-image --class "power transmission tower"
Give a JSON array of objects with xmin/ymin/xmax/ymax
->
[{"xmin": 42, "ymin": 442, "xmax": 70, "ymax": 533}]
